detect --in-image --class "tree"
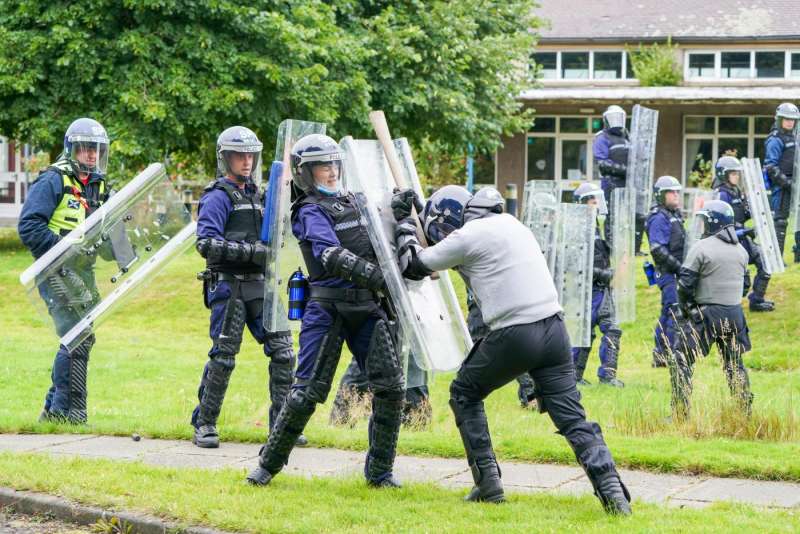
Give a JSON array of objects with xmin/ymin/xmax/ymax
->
[{"xmin": 0, "ymin": 0, "xmax": 539, "ymax": 180}]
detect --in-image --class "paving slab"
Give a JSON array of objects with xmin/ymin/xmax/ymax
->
[
  {"xmin": 445, "ymin": 460, "xmax": 585, "ymax": 492},
  {"xmin": 44, "ymin": 436, "xmax": 176, "ymax": 459},
  {"xmin": 672, "ymin": 477, "xmax": 800, "ymax": 508},
  {"xmin": 0, "ymin": 434, "xmax": 94, "ymax": 453},
  {"xmin": 392, "ymin": 455, "xmax": 468, "ymax": 483},
  {"xmin": 139, "ymin": 451, "xmax": 249, "ymax": 470},
  {"xmin": 616, "ymin": 470, "xmax": 707, "ymax": 504},
  {"xmin": 234, "ymin": 446, "xmax": 364, "ymax": 479}
]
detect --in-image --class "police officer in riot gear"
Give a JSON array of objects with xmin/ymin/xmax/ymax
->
[
  {"xmin": 763, "ymin": 102, "xmax": 799, "ymax": 262},
  {"xmin": 19, "ymin": 118, "xmax": 110, "ymax": 424},
  {"xmin": 192, "ymin": 126, "xmax": 299, "ymax": 449},
  {"xmin": 714, "ymin": 156, "xmax": 774, "ymax": 312},
  {"xmin": 391, "ymin": 185, "xmax": 631, "ymax": 515},
  {"xmin": 571, "ymin": 183, "xmax": 624, "ymax": 387},
  {"xmin": 645, "ymin": 176, "xmax": 685, "ymax": 368},
  {"xmin": 593, "ymin": 105, "xmax": 643, "ymax": 250},
  {"xmin": 247, "ymin": 134, "xmax": 405, "ymax": 488},
  {"xmin": 669, "ymin": 200, "xmax": 753, "ymax": 419}
]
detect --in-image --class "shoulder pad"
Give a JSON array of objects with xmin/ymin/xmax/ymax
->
[{"xmin": 202, "ymin": 180, "xmax": 218, "ymax": 193}]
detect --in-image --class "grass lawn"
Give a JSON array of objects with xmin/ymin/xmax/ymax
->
[
  {"xmin": 1, "ymin": 231, "xmax": 799, "ymax": 481},
  {"xmin": 1, "ymin": 452, "xmax": 798, "ymax": 533}
]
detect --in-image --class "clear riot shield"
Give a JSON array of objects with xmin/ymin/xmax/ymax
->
[
  {"xmin": 521, "ymin": 181, "xmax": 560, "ymax": 275},
  {"xmin": 626, "ymin": 105, "xmax": 659, "ymax": 216},
  {"xmin": 741, "ymin": 158, "xmax": 785, "ymax": 275},
  {"xmin": 791, "ymin": 134, "xmax": 800, "ymax": 234},
  {"xmin": 552, "ymin": 203, "xmax": 595, "ymax": 347},
  {"xmin": 261, "ymin": 120, "xmax": 327, "ymax": 333},
  {"xmin": 611, "ymin": 187, "xmax": 636, "ymax": 323},
  {"xmin": 19, "ymin": 163, "xmax": 194, "ymax": 351},
  {"xmin": 340, "ymin": 136, "xmax": 472, "ymax": 383},
  {"xmin": 683, "ymin": 189, "xmax": 718, "ymax": 253}
]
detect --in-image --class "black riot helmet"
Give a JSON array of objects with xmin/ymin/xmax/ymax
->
[
  {"xmin": 653, "ymin": 175, "xmax": 682, "ymax": 206},
  {"xmin": 697, "ymin": 200, "xmax": 735, "ymax": 237},
  {"xmin": 290, "ymin": 134, "xmax": 345, "ymax": 197}
]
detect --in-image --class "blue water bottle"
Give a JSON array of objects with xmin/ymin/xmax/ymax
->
[
  {"xmin": 287, "ymin": 268, "xmax": 308, "ymax": 320},
  {"xmin": 643, "ymin": 261, "xmax": 656, "ymax": 286}
]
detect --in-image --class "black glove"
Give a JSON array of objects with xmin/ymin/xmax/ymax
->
[
  {"xmin": 251, "ymin": 241, "xmax": 269, "ymax": 267},
  {"xmin": 767, "ymin": 166, "xmax": 791, "ymax": 189},
  {"xmin": 391, "ymin": 188, "xmax": 424, "ymax": 222},
  {"xmin": 593, "ymin": 267, "xmax": 614, "ymax": 284}
]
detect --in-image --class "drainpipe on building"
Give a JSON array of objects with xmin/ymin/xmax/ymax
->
[{"xmin": 504, "ymin": 183, "xmax": 518, "ymax": 218}]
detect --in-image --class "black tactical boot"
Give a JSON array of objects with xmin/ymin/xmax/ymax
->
[
  {"xmin": 573, "ymin": 348, "xmax": 591, "ymax": 386},
  {"xmin": 246, "ymin": 464, "xmax": 273, "ymax": 486},
  {"xmin": 193, "ymin": 424, "xmax": 220, "ymax": 448},
  {"xmin": 749, "ymin": 300, "xmax": 775, "ymax": 312},
  {"xmin": 367, "ymin": 474, "xmax": 403, "ymax": 488},
  {"xmin": 594, "ymin": 473, "xmax": 632, "ymax": 516},
  {"xmin": 599, "ymin": 376, "xmax": 625, "ymax": 388},
  {"xmin": 450, "ymin": 397, "xmax": 505, "ymax": 504},
  {"xmin": 464, "ymin": 457, "xmax": 505, "ymax": 503},
  {"xmin": 365, "ymin": 394, "xmax": 404, "ymax": 486}
]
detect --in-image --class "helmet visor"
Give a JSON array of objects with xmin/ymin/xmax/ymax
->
[
  {"xmin": 604, "ymin": 111, "xmax": 626, "ymax": 129},
  {"xmin": 310, "ymin": 160, "xmax": 343, "ymax": 195},
  {"xmin": 69, "ymin": 139, "xmax": 108, "ymax": 175},
  {"xmin": 219, "ymin": 147, "xmax": 263, "ymax": 183}
]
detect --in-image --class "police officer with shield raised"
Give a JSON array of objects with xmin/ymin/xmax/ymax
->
[
  {"xmin": 192, "ymin": 126, "xmax": 299, "ymax": 449},
  {"xmin": 713, "ymin": 156, "xmax": 774, "ymax": 312},
  {"xmin": 571, "ymin": 183, "xmax": 624, "ymax": 387},
  {"xmin": 645, "ymin": 176, "xmax": 685, "ymax": 368},
  {"xmin": 763, "ymin": 102, "xmax": 799, "ymax": 262},
  {"xmin": 668, "ymin": 200, "xmax": 753, "ymax": 419},
  {"xmin": 247, "ymin": 134, "xmax": 405, "ymax": 488},
  {"xmin": 19, "ymin": 118, "xmax": 110, "ymax": 424}
]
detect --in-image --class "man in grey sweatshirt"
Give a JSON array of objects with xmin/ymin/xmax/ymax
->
[
  {"xmin": 670, "ymin": 200, "xmax": 753, "ymax": 419},
  {"xmin": 391, "ymin": 185, "xmax": 631, "ymax": 515}
]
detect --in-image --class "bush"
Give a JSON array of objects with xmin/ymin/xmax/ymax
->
[{"xmin": 628, "ymin": 37, "xmax": 682, "ymax": 87}]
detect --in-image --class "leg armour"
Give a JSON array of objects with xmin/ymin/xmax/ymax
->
[
  {"xmin": 364, "ymin": 320, "xmax": 405, "ymax": 484},
  {"xmin": 250, "ymin": 319, "xmax": 345, "ymax": 485},
  {"xmin": 265, "ymin": 334, "xmax": 296, "ymax": 431},
  {"xmin": 572, "ymin": 348, "xmax": 591, "ymax": 383},
  {"xmin": 598, "ymin": 328, "xmax": 622, "ymax": 380},
  {"xmin": 449, "ymin": 391, "xmax": 504, "ymax": 503},
  {"xmin": 516, "ymin": 372, "xmax": 537, "ymax": 405},
  {"xmin": 794, "ymin": 231, "xmax": 800, "ymax": 264},
  {"xmin": 196, "ymin": 354, "xmax": 236, "ymax": 427},
  {"xmin": 534, "ymin": 364, "xmax": 629, "ymax": 514},
  {"xmin": 66, "ymin": 336, "xmax": 93, "ymax": 423},
  {"xmin": 667, "ymin": 349, "xmax": 695, "ymax": 420},
  {"xmin": 719, "ymin": 342, "xmax": 753, "ymax": 417},
  {"xmin": 774, "ymin": 218, "xmax": 788, "ymax": 257}
]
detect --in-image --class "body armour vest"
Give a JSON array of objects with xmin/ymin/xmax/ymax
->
[
  {"xmin": 647, "ymin": 206, "xmax": 686, "ymax": 269},
  {"xmin": 292, "ymin": 192, "xmax": 376, "ymax": 284},
  {"xmin": 593, "ymin": 225, "xmax": 612, "ymax": 286},
  {"xmin": 716, "ymin": 184, "xmax": 748, "ymax": 227},
  {"xmin": 768, "ymin": 129, "xmax": 796, "ymax": 177},
  {"xmin": 599, "ymin": 129, "xmax": 630, "ymax": 185},
  {"xmin": 205, "ymin": 179, "xmax": 264, "ymax": 274}
]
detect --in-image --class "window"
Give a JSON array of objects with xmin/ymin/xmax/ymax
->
[
  {"xmin": 594, "ymin": 52, "xmax": 622, "ymax": 79},
  {"xmin": 683, "ymin": 116, "xmax": 772, "ymax": 185},
  {"xmin": 561, "ymin": 52, "xmax": 589, "ymax": 79},
  {"xmin": 688, "ymin": 53, "xmax": 716, "ymax": 78},
  {"xmin": 755, "ymin": 51, "xmax": 784, "ymax": 78},
  {"xmin": 526, "ymin": 116, "xmax": 601, "ymax": 183},
  {"xmin": 791, "ymin": 53, "xmax": 800, "ymax": 78},
  {"xmin": 721, "ymin": 52, "xmax": 751, "ymax": 78},
  {"xmin": 532, "ymin": 52, "xmax": 557, "ymax": 79},
  {"xmin": 531, "ymin": 50, "xmax": 636, "ymax": 81}
]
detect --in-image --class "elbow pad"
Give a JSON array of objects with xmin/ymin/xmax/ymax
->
[
  {"xmin": 196, "ymin": 237, "xmax": 264, "ymax": 266},
  {"xmin": 320, "ymin": 246, "xmax": 385, "ymax": 291},
  {"xmin": 651, "ymin": 245, "xmax": 682, "ymax": 274},
  {"xmin": 593, "ymin": 267, "xmax": 614, "ymax": 284},
  {"xmin": 677, "ymin": 267, "xmax": 699, "ymax": 306},
  {"xmin": 598, "ymin": 161, "xmax": 627, "ymax": 178}
]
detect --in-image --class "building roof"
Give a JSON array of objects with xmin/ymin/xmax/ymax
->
[
  {"xmin": 520, "ymin": 85, "xmax": 800, "ymax": 103},
  {"xmin": 537, "ymin": 1, "xmax": 800, "ymax": 43}
]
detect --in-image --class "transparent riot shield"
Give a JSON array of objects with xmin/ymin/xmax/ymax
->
[
  {"xmin": 626, "ymin": 105, "xmax": 659, "ymax": 216},
  {"xmin": 521, "ymin": 181, "xmax": 560, "ymax": 275},
  {"xmin": 19, "ymin": 163, "xmax": 194, "ymax": 351},
  {"xmin": 791, "ymin": 134, "xmax": 800, "ymax": 234},
  {"xmin": 261, "ymin": 119, "xmax": 327, "ymax": 333},
  {"xmin": 683, "ymin": 189, "xmax": 718, "ymax": 253},
  {"xmin": 552, "ymin": 203, "xmax": 595, "ymax": 347},
  {"xmin": 741, "ymin": 158, "xmax": 785, "ymax": 275},
  {"xmin": 340, "ymin": 136, "xmax": 472, "ymax": 383},
  {"xmin": 610, "ymin": 187, "xmax": 636, "ymax": 323}
]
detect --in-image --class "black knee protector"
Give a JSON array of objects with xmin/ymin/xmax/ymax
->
[
  {"xmin": 562, "ymin": 420, "xmax": 616, "ymax": 480},
  {"xmin": 214, "ymin": 300, "xmax": 246, "ymax": 355},
  {"xmin": 365, "ymin": 320, "xmax": 404, "ymax": 396},
  {"xmin": 305, "ymin": 319, "xmax": 345, "ymax": 404}
]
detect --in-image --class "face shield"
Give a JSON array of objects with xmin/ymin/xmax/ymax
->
[
  {"xmin": 68, "ymin": 136, "xmax": 109, "ymax": 175},
  {"xmin": 219, "ymin": 143, "xmax": 263, "ymax": 184},
  {"xmin": 603, "ymin": 108, "xmax": 626, "ymax": 130},
  {"xmin": 308, "ymin": 158, "xmax": 343, "ymax": 196},
  {"xmin": 583, "ymin": 188, "xmax": 608, "ymax": 216}
]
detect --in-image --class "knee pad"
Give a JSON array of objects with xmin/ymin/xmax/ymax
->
[
  {"xmin": 214, "ymin": 300, "xmax": 246, "ymax": 355},
  {"xmin": 210, "ymin": 353, "xmax": 236, "ymax": 372},
  {"xmin": 305, "ymin": 320, "xmax": 345, "ymax": 404},
  {"xmin": 365, "ymin": 320, "xmax": 404, "ymax": 395}
]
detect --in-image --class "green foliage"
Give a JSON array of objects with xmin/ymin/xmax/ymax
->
[
  {"xmin": 0, "ymin": 0, "xmax": 539, "ymax": 180},
  {"xmin": 627, "ymin": 37, "xmax": 682, "ymax": 87},
  {"xmin": 688, "ymin": 154, "xmax": 714, "ymax": 189}
]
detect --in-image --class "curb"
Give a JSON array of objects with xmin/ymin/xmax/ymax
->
[{"xmin": 0, "ymin": 487, "xmax": 232, "ymax": 534}]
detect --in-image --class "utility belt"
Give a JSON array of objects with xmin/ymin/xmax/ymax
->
[
  {"xmin": 309, "ymin": 286, "xmax": 378, "ymax": 303},
  {"xmin": 196, "ymin": 269, "xmax": 265, "ymax": 308}
]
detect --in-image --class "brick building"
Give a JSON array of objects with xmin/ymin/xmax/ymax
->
[{"xmin": 496, "ymin": 0, "xmax": 800, "ymax": 197}]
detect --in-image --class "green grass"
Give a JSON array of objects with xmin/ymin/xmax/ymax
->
[
  {"xmin": 1, "ymin": 238, "xmax": 799, "ymax": 481},
  {"xmin": 1, "ymin": 453, "xmax": 798, "ymax": 533}
]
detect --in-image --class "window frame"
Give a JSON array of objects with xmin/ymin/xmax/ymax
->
[
  {"xmin": 685, "ymin": 49, "xmax": 800, "ymax": 80},
  {"xmin": 526, "ymin": 116, "xmax": 602, "ymax": 183},
  {"xmin": 531, "ymin": 50, "xmax": 637, "ymax": 81},
  {"xmin": 681, "ymin": 115, "xmax": 772, "ymax": 184}
]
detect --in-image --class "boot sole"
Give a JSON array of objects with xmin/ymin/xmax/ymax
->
[{"xmin": 192, "ymin": 436, "xmax": 220, "ymax": 449}]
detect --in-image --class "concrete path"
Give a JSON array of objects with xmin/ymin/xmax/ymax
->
[{"xmin": 1, "ymin": 433, "xmax": 799, "ymax": 510}]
